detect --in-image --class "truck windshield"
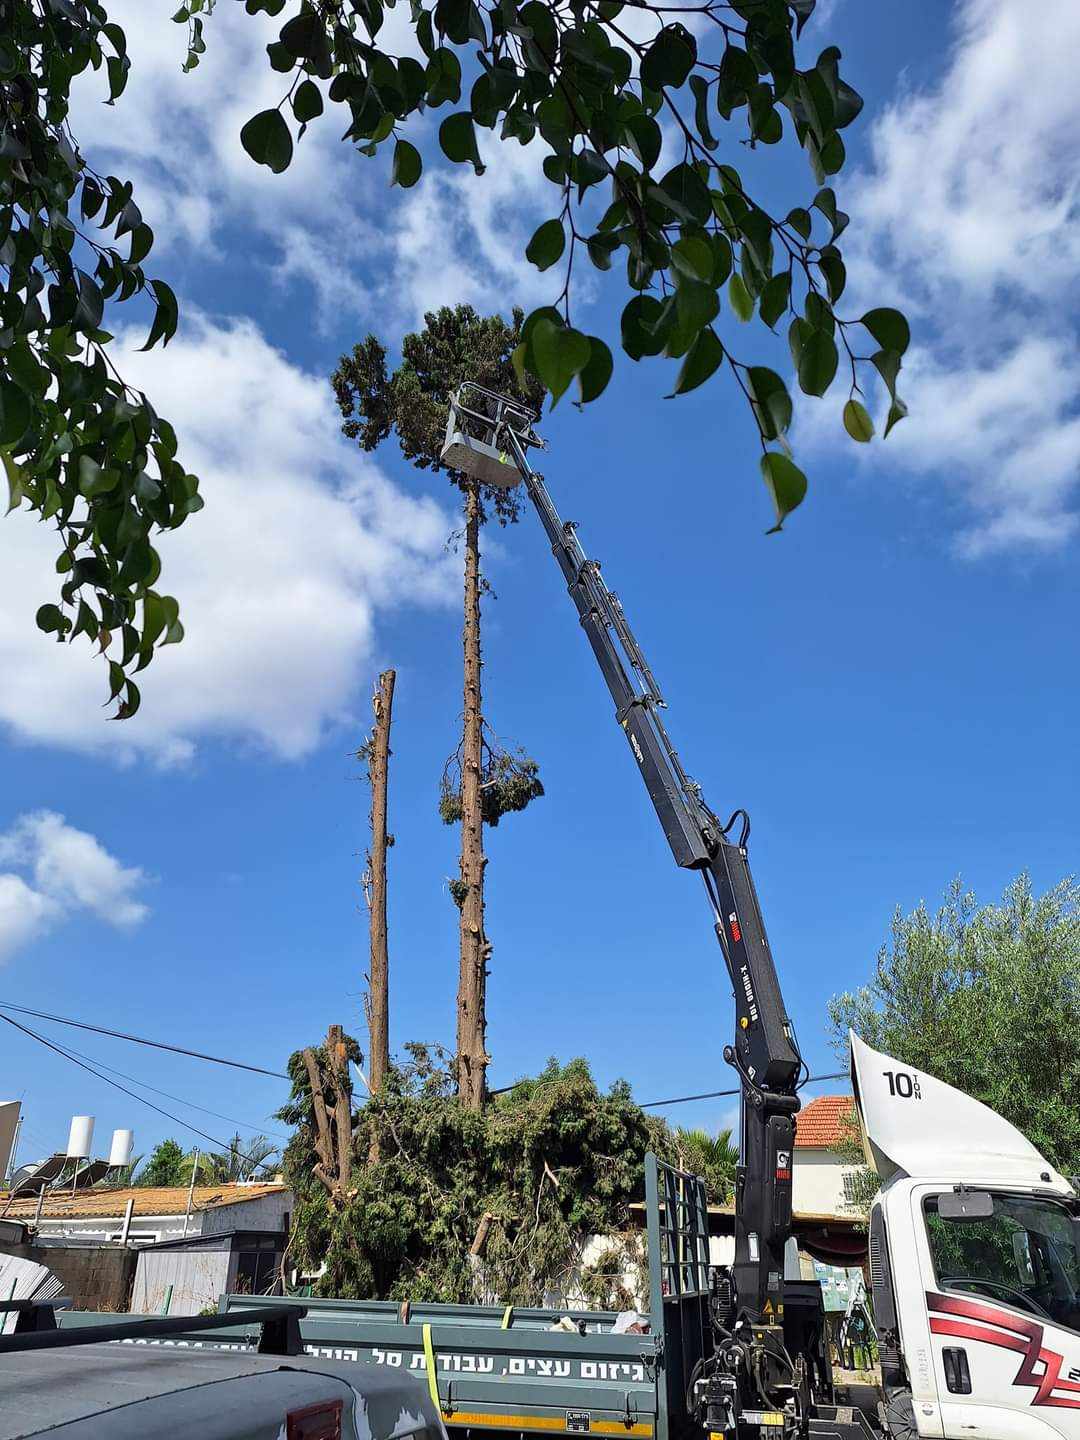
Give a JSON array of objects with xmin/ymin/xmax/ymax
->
[{"xmin": 925, "ymin": 1192, "xmax": 1080, "ymax": 1334}]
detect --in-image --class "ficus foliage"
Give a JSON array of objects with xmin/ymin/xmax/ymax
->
[
  {"xmin": 279, "ymin": 1042, "xmax": 681, "ymax": 1302},
  {"xmin": 829, "ymin": 873, "xmax": 1080, "ymax": 1179},
  {"xmin": 2, "ymin": 0, "xmax": 200, "ymax": 716},
  {"xmin": 223, "ymin": 0, "xmax": 910, "ymax": 530}
]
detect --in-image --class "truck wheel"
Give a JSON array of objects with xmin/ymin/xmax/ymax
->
[{"xmin": 884, "ymin": 1388, "xmax": 918, "ymax": 1440}]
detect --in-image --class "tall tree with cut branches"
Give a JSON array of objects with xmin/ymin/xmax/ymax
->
[
  {"xmin": 360, "ymin": 668, "xmax": 396, "ymax": 1099},
  {"xmin": 333, "ymin": 306, "xmax": 544, "ymax": 1111}
]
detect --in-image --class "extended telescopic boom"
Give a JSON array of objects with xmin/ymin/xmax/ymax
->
[{"xmin": 441, "ymin": 384, "xmax": 803, "ymax": 1342}]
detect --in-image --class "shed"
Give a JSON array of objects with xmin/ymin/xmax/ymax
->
[{"xmin": 131, "ymin": 1230, "xmax": 285, "ymax": 1316}]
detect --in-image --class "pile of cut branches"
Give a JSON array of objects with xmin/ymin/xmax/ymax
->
[{"xmin": 279, "ymin": 1044, "xmax": 677, "ymax": 1303}]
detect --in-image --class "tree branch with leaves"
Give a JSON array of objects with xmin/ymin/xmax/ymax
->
[
  {"xmin": 2, "ymin": 0, "xmax": 201, "ymax": 717},
  {"xmin": 230, "ymin": 0, "xmax": 910, "ymax": 531}
]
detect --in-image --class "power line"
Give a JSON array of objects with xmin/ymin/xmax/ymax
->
[
  {"xmin": 39, "ymin": 1034, "xmax": 290, "ymax": 1144},
  {"xmin": 0, "ymin": 1001, "xmax": 288, "ymax": 1080},
  {"xmin": 640, "ymin": 1071, "xmax": 848, "ymax": 1108},
  {"xmin": 0, "ymin": 1012, "xmax": 280, "ymax": 1172}
]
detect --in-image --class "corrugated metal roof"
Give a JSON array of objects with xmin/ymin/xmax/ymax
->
[
  {"xmin": 0, "ymin": 1184, "xmax": 290, "ymax": 1221},
  {"xmin": 794, "ymin": 1095, "xmax": 856, "ymax": 1149}
]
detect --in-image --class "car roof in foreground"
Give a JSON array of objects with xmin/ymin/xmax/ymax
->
[{"xmin": 0, "ymin": 1340, "xmax": 438, "ymax": 1439}]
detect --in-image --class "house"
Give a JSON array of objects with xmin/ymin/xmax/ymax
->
[
  {"xmin": 792, "ymin": 1095, "xmax": 862, "ymax": 1219},
  {"xmin": 0, "ymin": 1182, "xmax": 293, "ymax": 1248},
  {"xmin": 0, "ymin": 1183, "xmax": 294, "ymax": 1313}
]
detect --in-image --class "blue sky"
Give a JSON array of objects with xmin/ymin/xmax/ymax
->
[{"xmin": 1, "ymin": 0, "xmax": 1078, "ymax": 1173}]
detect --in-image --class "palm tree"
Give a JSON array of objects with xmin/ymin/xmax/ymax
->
[
  {"xmin": 184, "ymin": 1134, "xmax": 279, "ymax": 1185},
  {"xmin": 674, "ymin": 1126, "xmax": 740, "ymax": 1202}
]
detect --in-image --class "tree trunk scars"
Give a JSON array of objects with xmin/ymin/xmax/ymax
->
[
  {"xmin": 457, "ymin": 479, "xmax": 489, "ymax": 1113},
  {"xmin": 367, "ymin": 668, "xmax": 395, "ymax": 1100}
]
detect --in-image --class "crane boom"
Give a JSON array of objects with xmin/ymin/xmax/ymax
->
[{"xmin": 441, "ymin": 384, "xmax": 803, "ymax": 1353}]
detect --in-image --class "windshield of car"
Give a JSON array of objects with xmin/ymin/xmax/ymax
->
[{"xmin": 925, "ymin": 1191, "xmax": 1080, "ymax": 1334}]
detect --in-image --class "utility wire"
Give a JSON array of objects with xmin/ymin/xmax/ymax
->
[
  {"xmin": 640, "ymin": 1071, "xmax": 848, "ymax": 1108},
  {"xmin": 0, "ymin": 1012, "xmax": 280, "ymax": 1173},
  {"xmin": 38, "ymin": 1033, "xmax": 290, "ymax": 1144},
  {"xmin": 0, "ymin": 1001, "xmax": 288, "ymax": 1080}
]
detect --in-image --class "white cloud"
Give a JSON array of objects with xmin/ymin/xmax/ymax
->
[
  {"xmin": 388, "ymin": 131, "xmax": 564, "ymax": 327},
  {"xmin": 68, "ymin": 3, "xmax": 566, "ymax": 331},
  {"xmin": 0, "ymin": 812, "xmax": 149, "ymax": 962},
  {"xmin": 0, "ymin": 875, "xmax": 59, "ymax": 963},
  {"xmin": 800, "ymin": 0, "xmax": 1080, "ymax": 556},
  {"xmin": 0, "ymin": 312, "xmax": 456, "ymax": 762}
]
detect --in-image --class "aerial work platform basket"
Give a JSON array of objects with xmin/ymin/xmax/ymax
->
[{"xmin": 440, "ymin": 382, "xmax": 541, "ymax": 488}]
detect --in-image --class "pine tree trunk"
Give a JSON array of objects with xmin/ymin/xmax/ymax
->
[
  {"xmin": 367, "ymin": 669, "xmax": 395, "ymax": 1098},
  {"xmin": 456, "ymin": 479, "xmax": 490, "ymax": 1111}
]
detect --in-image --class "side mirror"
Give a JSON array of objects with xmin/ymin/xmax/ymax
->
[{"xmin": 938, "ymin": 1189, "xmax": 995, "ymax": 1220}]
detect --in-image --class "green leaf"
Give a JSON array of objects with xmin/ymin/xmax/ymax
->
[
  {"xmin": 622, "ymin": 114, "xmax": 661, "ymax": 171},
  {"xmin": 675, "ymin": 279, "xmax": 719, "ymax": 333},
  {"xmin": 0, "ymin": 379, "xmax": 32, "ymax": 447},
  {"xmin": 843, "ymin": 398, "xmax": 874, "ymax": 443},
  {"xmin": 391, "ymin": 138, "xmax": 422, "ymax": 187},
  {"xmin": 36, "ymin": 603, "xmax": 69, "ymax": 636},
  {"xmin": 641, "ymin": 25, "xmax": 696, "ymax": 91},
  {"xmin": 426, "ymin": 47, "xmax": 462, "ymax": 105},
  {"xmin": 526, "ymin": 218, "xmax": 565, "ymax": 271},
  {"xmin": 292, "ymin": 78, "xmax": 324, "ymax": 123},
  {"xmin": 747, "ymin": 367, "xmax": 792, "ymax": 440},
  {"xmin": 785, "ymin": 206, "xmax": 812, "ymax": 239},
  {"xmin": 577, "ymin": 336, "xmax": 613, "ymax": 404},
  {"xmin": 760, "ymin": 452, "xmax": 808, "ymax": 532},
  {"xmin": 689, "ymin": 74, "xmax": 717, "ymax": 149},
  {"xmin": 532, "ymin": 320, "xmax": 591, "ymax": 406},
  {"xmin": 668, "ymin": 328, "xmax": 723, "ymax": 397},
  {"xmin": 884, "ymin": 397, "xmax": 908, "ymax": 438},
  {"xmin": 73, "ymin": 270, "xmax": 104, "ymax": 333},
  {"xmin": 727, "ymin": 272, "xmax": 754, "ymax": 322},
  {"xmin": 621, "ymin": 296, "xmax": 666, "ymax": 360},
  {"xmin": 861, "ymin": 308, "xmax": 910, "ymax": 356},
  {"xmin": 439, "ymin": 112, "xmax": 484, "ymax": 172},
  {"xmin": 241, "ymin": 108, "xmax": 293, "ymax": 173},
  {"xmin": 140, "ymin": 279, "xmax": 179, "ymax": 352},
  {"xmin": 818, "ymin": 249, "xmax": 846, "ymax": 302},
  {"xmin": 2, "ymin": 448, "xmax": 24, "ymax": 512},
  {"xmin": 280, "ymin": 9, "xmax": 321, "ymax": 57},
  {"xmin": 656, "ymin": 163, "xmax": 711, "ymax": 224},
  {"xmin": 671, "ymin": 235, "xmax": 714, "ymax": 284},
  {"xmin": 819, "ymin": 131, "xmax": 845, "ymax": 175},
  {"xmin": 759, "ymin": 272, "xmax": 791, "ymax": 329},
  {"xmin": 870, "ymin": 347, "xmax": 901, "ymax": 399},
  {"xmin": 797, "ymin": 329, "xmax": 838, "ymax": 396},
  {"xmin": 78, "ymin": 454, "xmax": 121, "ymax": 497}
]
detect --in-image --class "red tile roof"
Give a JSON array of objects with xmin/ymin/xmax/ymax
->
[{"xmin": 794, "ymin": 1095, "xmax": 857, "ymax": 1149}]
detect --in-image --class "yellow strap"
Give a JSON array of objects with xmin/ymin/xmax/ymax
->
[
  {"xmin": 501, "ymin": 1306, "xmax": 513, "ymax": 1329},
  {"xmin": 422, "ymin": 1323, "xmax": 441, "ymax": 1412}
]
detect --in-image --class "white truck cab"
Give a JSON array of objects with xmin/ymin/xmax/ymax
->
[{"xmin": 850, "ymin": 1033, "xmax": 1080, "ymax": 1440}]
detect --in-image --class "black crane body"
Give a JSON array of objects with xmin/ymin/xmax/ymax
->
[{"xmin": 441, "ymin": 384, "xmax": 854, "ymax": 1440}]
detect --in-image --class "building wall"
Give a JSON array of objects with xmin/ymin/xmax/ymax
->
[
  {"xmin": 131, "ymin": 1247, "xmax": 231, "ymax": 1316},
  {"xmin": 33, "ymin": 1193, "xmax": 292, "ymax": 1248},
  {"xmin": 199, "ymin": 1192, "xmax": 291, "ymax": 1237},
  {"xmin": 792, "ymin": 1149, "xmax": 858, "ymax": 1217}
]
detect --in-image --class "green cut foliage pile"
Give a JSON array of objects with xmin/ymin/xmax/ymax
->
[{"xmin": 278, "ymin": 1046, "xmax": 682, "ymax": 1303}]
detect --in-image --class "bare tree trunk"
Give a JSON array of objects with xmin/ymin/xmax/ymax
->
[
  {"xmin": 456, "ymin": 479, "xmax": 490, "ymax": 1111},
  {"xmin": 302, "ymin": 1027, "xmax": 355, "ymax": 1200},
  {"xmin": 366, "ymin": 669, "xmax": 395, "ymax": 1097},
  {"xmin": 327, "ymin": 1024, "xmax": 353, "ymax": 1195}
]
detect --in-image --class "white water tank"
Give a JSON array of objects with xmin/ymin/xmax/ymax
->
[
  {"xmin": 108, "ymin": 1128, "xmax": 134, "ymax": 1168},
  {"xmin": 66, "ymin": 1115, "xmax": 95, "ymax": 1159}
]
